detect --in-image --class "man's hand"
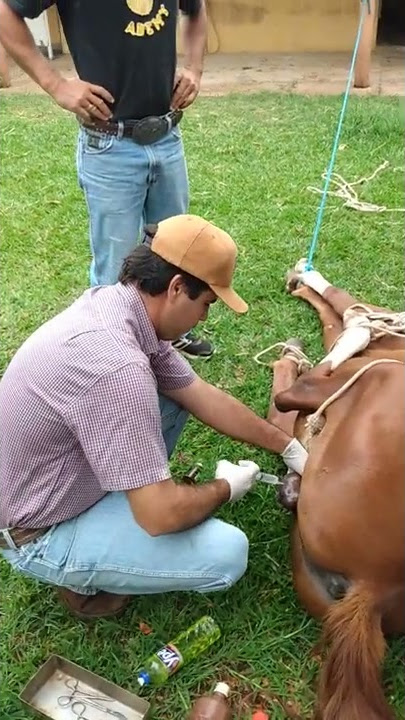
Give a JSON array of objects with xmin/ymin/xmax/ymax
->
[
  {"xmin": 215, "ymin": 459, "xmax": 260, "ymax": 502},
  {"xmin": 171, "ymin": 68, "xmax": 201, "ymax": 110},
  {"xmin": 50, "ymin": 78, "xmax": 114, "ymax": 122}
]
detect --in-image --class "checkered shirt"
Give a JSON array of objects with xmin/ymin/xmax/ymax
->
[{"xmin": 0, "ymin": 283, "xmax": 196, "ymax": 529}]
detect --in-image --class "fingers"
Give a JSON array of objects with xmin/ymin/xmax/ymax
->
[
  {"xmin": 178, "ymin": 88, "xmax": 198, "ymax": 110},
  {"xmin": 87, "ymin": 85, "xmax": 114, "ymax": 120},
  {"xmin": 75, "ymin": 106, "xmax": 92, "ymax": 123},
  {"xmin": 76, "ymin": 83, "xmax": 114, "ymax": 121},
  {"xmin": 54, "ymin": 79, "xmax": 114, "ymax": 122},
  {"xmin": 89, "ymin": 83, "xmax": 115, "ymax": 104},
  {"xmin": 85, "ymin": 92, "xmax": 112, "ymax": 121},
  {"xmin": 172, "ymin": 84, "xmax": 194, "ymax": 110},
  {"xmin": 171, "ymin": 73, "xmax": 198, "ymax": 110}
]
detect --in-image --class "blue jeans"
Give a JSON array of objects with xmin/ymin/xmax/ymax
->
[
  {"xmin": 0, "ymin": 396, "xmax": 248, "ymax": 595},
  {"xmin": 76, "ymin": 126, "xmax": 189, "ymax": 287}
]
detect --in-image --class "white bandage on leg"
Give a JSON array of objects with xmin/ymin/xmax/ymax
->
[
  {"xmin": 320, "ymin": 314, "xmax": 371, "ymax": 370},
  {"xmin": 293, "ymin": 258, "xmax": 331, "ymax": 296},
  {"xmin": 281, "ymin": 438, "xmax": 308, "ymax": 475},
  {"xmin": 300, "ymin": 270, "xmax": 331, "ymax": 297}
]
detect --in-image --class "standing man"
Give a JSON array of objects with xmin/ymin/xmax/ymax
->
[{"xmin": 0, "ymin": 0, "xmax": 212, "ymax": 358}]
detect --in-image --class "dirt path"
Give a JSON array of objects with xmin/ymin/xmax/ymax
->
[{"xmin": 2, "ymin": 46, "xmax": 404, "ymax": 97}]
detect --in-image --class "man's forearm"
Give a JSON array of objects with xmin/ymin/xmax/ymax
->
[
  {"xmin": 0, "ymin": 2, "xmax": 62, "ymax": 94},
  {"xmin": 181, "ymin": 1, "xmax": 207, "ymax": 74},
  {"xmin": 128, "ymin": 477, "xmax": 230, "ymax": 535},
  {"xmin": 169, "ymin": 380, "xmax": 291, "ymax": 455}
]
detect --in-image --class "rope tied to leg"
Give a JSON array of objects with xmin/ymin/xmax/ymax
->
[
  {"xmin": 253, "ymin": 341, "xmax": 313, "ymax": 373},
  {"xmin": 343, "ymin": 304, "xmax": 405, "ymax": 341}
]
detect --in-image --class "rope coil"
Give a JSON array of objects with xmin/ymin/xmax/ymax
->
[{"xmin": 307, "ymin": 161, "xmax": 405, "ymax": 214}]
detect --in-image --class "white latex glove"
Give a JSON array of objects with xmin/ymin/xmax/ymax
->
[
  {"xmin": 281, "ymin": 438, "xmax": 308, "ymax": 475},
  {"xmin": 215, "ymin": 459, "xmax": 261, "ymax": 502}
]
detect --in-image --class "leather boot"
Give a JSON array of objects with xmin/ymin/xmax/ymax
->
[{"xmin": 58, "ymin": 588, "xmax": 132, "ymax": 619}]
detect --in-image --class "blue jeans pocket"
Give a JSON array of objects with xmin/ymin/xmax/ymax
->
[
  {"xmin": 14, "ymin": 518, "xmax": 78, "ymax": 583},
  {"xmin": 82, "ymin": 129, "xmax": 115, "ymax": 155}
]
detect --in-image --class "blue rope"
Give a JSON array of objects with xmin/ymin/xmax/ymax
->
[{"xmin": 305, "ymin": 0, "xmax": 371, "ymax": 271}]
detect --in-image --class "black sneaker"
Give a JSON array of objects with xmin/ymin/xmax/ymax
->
[{"xmin": 172, "ymin": 331, "xmax": 214, "ymax": 359}]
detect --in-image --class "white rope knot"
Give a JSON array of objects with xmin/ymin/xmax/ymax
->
[
  {"xmin": 307, "ymin": 414, "xmax": 325, "ymax": 436},
  {"xmin": 253, "ymin": 342, "xmax": 313, "ymax": 373},
  {"xmin": 343, "ymin": 304, "xmax": 405, "ymax": 342}
]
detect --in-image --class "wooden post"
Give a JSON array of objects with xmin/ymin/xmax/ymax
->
[{"xmin": 354, "ymin": 0, "xmax": 378, "ymax": 88}]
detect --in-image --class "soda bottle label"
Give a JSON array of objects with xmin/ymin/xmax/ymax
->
[{"xmin": 156, "ymin": 643, "xmax": 183, "ymax": 675}]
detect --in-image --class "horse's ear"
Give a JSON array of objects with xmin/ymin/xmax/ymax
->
[{"xmin": 274, "ymin": 372, "xmax": 347, "ymax": 414}]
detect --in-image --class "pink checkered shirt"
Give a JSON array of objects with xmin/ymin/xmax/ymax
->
[{"xmin": 0, "ymin": 284, "xmax": 196, "ymax": 529}]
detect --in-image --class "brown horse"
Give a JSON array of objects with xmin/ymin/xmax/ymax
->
[{"xmin": 266, "ymin": 271, "xmax": 404, "ymax": 720}]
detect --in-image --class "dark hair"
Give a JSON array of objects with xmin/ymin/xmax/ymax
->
[{"xmin": 118, "ymin": 224, "xmax": 209, "ymax": 299}]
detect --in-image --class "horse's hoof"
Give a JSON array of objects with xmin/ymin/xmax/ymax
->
[
  {"xmin": 281, "ymin": 337, "xmax": 304, "ymax": 354},
  {"xmin": 285, "ymin": 258, "xmax": 309, "ymax": 293},
  {"xmin": 285, "ymin": 270, "xmax": 302, "ymax": 294}
]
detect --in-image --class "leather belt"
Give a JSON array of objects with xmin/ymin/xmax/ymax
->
[
  {"xmin": 82, "ymin": 109, "xmax": 183, "ymax": 146},
  {"xmin": 0, "ymin": 526, "xmax": 50, "ymax": 550}
]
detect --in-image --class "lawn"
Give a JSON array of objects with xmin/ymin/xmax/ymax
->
[{"xmin": 0, "ymin": 92, "xmax": 404, "ymax": 720}]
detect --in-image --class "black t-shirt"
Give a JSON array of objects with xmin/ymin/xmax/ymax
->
[{"xmin": 7, "ymin": 0, "xmax": 201, "ymax": 120}]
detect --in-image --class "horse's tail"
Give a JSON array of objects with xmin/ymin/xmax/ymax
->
[{"xmin": 315, "ymin": 582, "xmax": 395, "ymax": 720}]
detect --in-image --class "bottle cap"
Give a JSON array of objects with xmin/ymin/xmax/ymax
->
[
  {"xmin": 214, "ymin": 682, "xmax": 230, "ymax": 697},
  {"xmin": 137, "ymin": 671, "xmax": 150, "ymax": 687}
]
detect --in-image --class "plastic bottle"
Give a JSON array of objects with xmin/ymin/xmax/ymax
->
[
  {"xmin": 136, "ymin": 616, "xmax": 221, "ymax": 687},
  {"xmin": 187, "ymin": 682, "xmax": 231, "ymax": 720}
]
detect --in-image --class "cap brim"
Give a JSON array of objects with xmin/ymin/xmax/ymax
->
[{"xmin": 210, "ymin": 284, "xmax": 248, "ymax": 314}]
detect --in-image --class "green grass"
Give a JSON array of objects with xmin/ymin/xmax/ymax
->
[{"xmin": 0, "ymin": 92, "xmax": 404, "ymax": 720}]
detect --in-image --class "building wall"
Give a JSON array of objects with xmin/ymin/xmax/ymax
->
[
  {"xmin": 47, "ymin": 0, "xmax": 372, "ymax": 56},
  {"xmin": 202, "ymin": 0, "xmax": 364, "ymax": 54}
]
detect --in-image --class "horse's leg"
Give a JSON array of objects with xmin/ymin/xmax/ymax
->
[
  {"xmin": 267, "ymin": 341, "xmax": 303, "ymax": 511},
  {"xmin": 291, "ymin": 523, "xmax": 331, "ymax": 619},
  {"xmin": 323, "ymin": 285, "xmax": 389, "ymax": 318},
  {"xmin": 267, "ymin": 340, "xmax": 301, "ymax": 437},
  {"xmin": 287, "ymin": 261, "xmax": 390, "ymax": 318},
  {"xmin": 287, "ymin": 268, "xmax": 399, "ymax": 369},
  {"xmin": 291, "ymin": 285, "xmax": 343, "ymax": 352}
]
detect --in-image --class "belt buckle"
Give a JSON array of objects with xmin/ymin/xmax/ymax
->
[{"xmin": 131, "ymin": 115, "xmax": 168, "ymax": 145}]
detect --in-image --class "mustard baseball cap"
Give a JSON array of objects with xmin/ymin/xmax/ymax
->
[{"xmin": 150, "ymin": 215, "xmax": 248, "ymax": 314}]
